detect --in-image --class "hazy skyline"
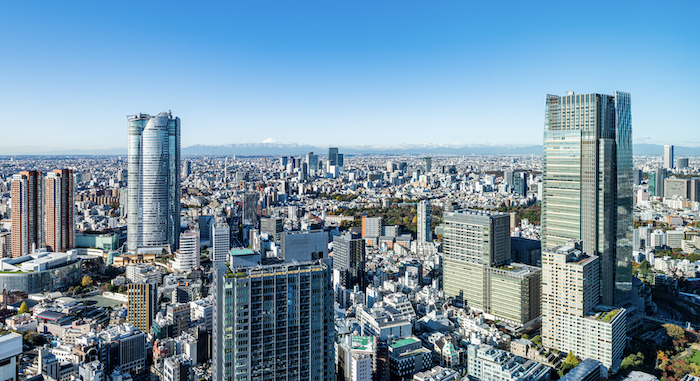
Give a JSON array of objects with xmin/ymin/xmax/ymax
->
[{"xmin": 1, "ymin": 1, "xmax": 698, "ymax": 152}]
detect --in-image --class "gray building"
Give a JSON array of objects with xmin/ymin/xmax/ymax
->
[
  {"xmin": 260, "ymin": 217, "xmax": 284, "ymax": 242},
  {"xmin": 513, "ymin": 172, "xmax": 528, "ymax": 197},
  {"xmin": 281, "ymin": 230, "xmax": 327, "ymax": 263},
  {"xmin": 333, "ymin": 232, "xmax": 365, "ymax": 290},
  {"xmin": 542, "ymin": 91, "xmax": 633, "ymax": 306},
  {"xmin": 417, "ymin": 200, "xmax": 433, "ymax": 243},
  {"xmin": 212, "ymin": 260, "xmax": 335, "ymax": 381},
  {"xmin": 664, "ymin": 145, "xmax": 674, "ymax": 169},
  {"xmin": 242, "ymin": 192, "xmax": 258, "ymax": 226},
  {"xmin": 127, "ymin": 112, "xmax": 180, "ymax": 252}
]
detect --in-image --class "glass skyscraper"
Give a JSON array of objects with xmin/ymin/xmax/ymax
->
[
  {"xmin": 127, "ymin": 112, "xmax": 181, "ymax": 252},
  {"xmin": 213, "ymin": 260, "xmax": 335, "ymax": 381},
  {"xmin": 542, "ymin": 91, "xmax": 632, "ymax": 306}
]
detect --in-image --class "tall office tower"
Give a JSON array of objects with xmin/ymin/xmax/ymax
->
[
  {"xmin": 213, "ymin": 260, "xmax": 335, "ymax": 381},
  {"xmin": 542, "ymin": 91, "xmax": 633, "ymax": 306},
  {"xmin": 328, "ymin": 147, "xmax": 339, "ymax": 166},
  {"xmin": 423, "ymin": 157, "xmax": 432, "ymax": 173},
  {"xmin": 183, "ymin": 160, "xmax": 192, "ymax": 177},
  {"xmin": 541, "ymin": 245, "xmax": 626, "ymax": 369},
  {"xmin": 513, "ymin": 172, "xmax": 528, "ymax": 197},
  {"xmin": 648, "ymin": 168, "xmax": 667, "ymax": 197},
  {"xmin": 211, "ymin": 222, "xmax": 230, "ymax": 263},
  {"xmin": 127, "ymin": 112, "xmax": 181, "ymax": 253},
  {"xmin": 45, "ymin": 169, "xmax": 75, "ymax": 253},
  {"xmin": 361, "ymin": 216, "xmax": 383, "ymax": 238},
  {"xmin": 503, "ymin": 170, "xmax": 514, "ymax": 187},
  {"xmin": 417, "ymin": 200, "xmax": 433, "ymax": 243},
  {"xmin": 633, "ymin": 169, "xmax": 642, "ymax": 186},
  {"xmin": 664, "ymin": 145, "xmax": 674, "ymax": 169},
  {"xmin": 677, "ymin": 158, "xmax": 689, "ymax": 169},
  {"xmin": 442, "ymin": 210, "xmax": 511, "ymax": 311},
  {"xmin": 280, "ymin": 156, "xmax": 288, "ymax": 169},
  {"xmin": 173, "ymin": 231, "xmax": 200, "ymax": 272},
  {"xmin": 333, "ymin": 232, "xmax": 366, "ymax": 290},
  {"xmin": 306, "ymin": 152, "xmax": 318, "ymax": 177},
  {"xmin": 11, "ymin": 171, "xmax": 43, "ymax": 257},
  {"xmin": 337, "ymin": 153, "xmax": 344, "ymax": 167},
  {"xmin": 242, "ymin": 192, "xmax": 258, "ymax": 226},
  {"xmin": 128, "ymin": 282, "xmax": 156, "ymax": 333}
]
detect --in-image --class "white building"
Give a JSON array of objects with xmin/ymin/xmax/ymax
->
[
  {"xmin": 211, "ymin": 222, "xmax": 230, "ymax": 263},
  {"xmin": 0, "ymin": 334, "xmax": 21, "ymax": 381},
  {"xmin": 467, "ymin": 344, "xmax": 551, "ymax": 381},
  {"xmin": 173, "ymin": 231, "xmax": 200, "ymax": 272}
]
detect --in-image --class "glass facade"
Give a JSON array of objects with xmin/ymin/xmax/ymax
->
[
  {"xmin": 127, "ymin": 112, "xmax": 181, "ymax": 252},
  {"xmin": 213, "ymin": 261, "xmax": 335, "ymax": 381},
  {"xmin": 542, "ymin": 92, "xmax": 632, "ymax": 307},
  {"xmin": 0, "ymin": 260, "xmax": 82, "ymax": 294}
]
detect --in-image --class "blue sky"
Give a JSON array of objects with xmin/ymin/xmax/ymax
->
[{"xmin": 0, "ymin": 1, "xmax": 698, "ymax": 151}]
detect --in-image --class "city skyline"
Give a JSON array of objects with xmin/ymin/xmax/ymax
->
[{"xmin": 0, "ymin": 2, "xmax": 699, "ymax": 151}]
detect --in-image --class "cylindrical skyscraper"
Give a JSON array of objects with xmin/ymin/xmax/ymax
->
[{"xmin": 127, "ymin": 112, "xmax": 181, "ymax": 253}]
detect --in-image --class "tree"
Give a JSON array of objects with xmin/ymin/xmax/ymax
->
[
  {"xmin": 74, "ymin": 285, "xmax": 83, "ymax": 295},
  {"xmin": 81, "ymin": 275, "xmax": 93, "ymax": 287},
  {"xmin": 522, "ymin": 333, "xmax": 530, "ymax": 340},
  {"xmin": 18, "ymin": 301, "xmax": 29, "ymax": 314},
  {"xmin": 663, "ymin": 324, "xmax": 686, "ymax": 341},
  {"xmin": 621, "ymin": 352, "xmax": 645, "ymax": 373},
  {"xmin": 565, "ymin": 351, "xmax": 580, "ymax": 367},
  {"xmin": 531, "ymin": 335, "xmax": 542, "ymax": 347}
]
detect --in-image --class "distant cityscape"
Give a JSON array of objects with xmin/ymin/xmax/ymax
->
[{"xmin": 1, "ymin": 91, "xmax": 700, "ymax": 381}]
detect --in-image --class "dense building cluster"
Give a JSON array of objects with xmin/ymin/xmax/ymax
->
[{"xmin": 0, "ymin": 95, "xmax": 699, "ymax": 381}]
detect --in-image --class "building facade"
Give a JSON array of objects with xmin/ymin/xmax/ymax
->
[
  {"xmin": 333, "ymin": 232, "xmax": 366, "ymax": 291},
  {"xmin": 417, "ymin": 200, "xmax": 432, "ymax": 243},
  {"xmin": 213, "ymin": 260, "xmax": 335, "ymax": 381},
  {"xmin": 45, "ymin": 169, "xmax": 75, "ymax": 253},
  {"xmin": 542, "ymin": 91, "xmax": 633, "ymax": 306},
  {"xmin": 664, "ymin": 145, "xmax": 674, "ymax": 169},
  {"xmin": 127, "ymin": 282, "xmax": 156, "ymax": 334},
  {"xmin": 442, "ymin": 209, "xmax": 510, "ymax": 310},
  {"xmin": 127, "ymin": 112, "xmax": 181, "ymax": 252},
  {"xmin": 11, "ymin": 171, "xmax": 43, "ymax": 257}
]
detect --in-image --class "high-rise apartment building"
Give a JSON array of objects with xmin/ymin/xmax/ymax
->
[
  {"xmin": 664, "ymin": 145, "xmax": 674, "ymax": 169},
  {"xmin": 45, "ymin": 169, "xmax": 75, "ymax": 253},
  {"xmin": 442, "ymin": 210, "xmax": 511, "ymax": 311},
  {"xmin": 503, "ymin": 171, "xmax": 514, "ymax": 187},
  {"xmin": 127, "ymin": 112, "xmax": 181, "ymax": 252},
  {"xmin": 212, "ymin": 260, "xmax": 335, "ymax": 381},
  {"xmin": 417, "ymin": 200, "xmax": 432, "ymax": 243},
  {"xmin": 211, "ymin": 222, "xmax": 230, "ymax": 263},
  {"xmin": 333, "ymin": 232, "xmax": 366, "ymax": 290},
  {"xmin": 542, "ymin": 91, "xmax": 633, "ymax": 306},
  {"xmin": 127, "ymin": 282, "xmax": 156, "ymax": 334},
  {"xmin": 11, "ymin": 171, "xmax": 43, "ymax": 257},
  {"xmin": 541, "ymin": 246, "xmax": 626, "ymax": 369}
]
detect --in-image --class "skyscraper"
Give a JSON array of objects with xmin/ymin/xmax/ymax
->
[
  {"xmin": 664, "ymin": 145, "xmax": 674, "ymax": 170},
  {"xmin": 11, "ymin": 171, "xmax": 43, "ymax": 257},
  {"xmin": 211, "ymin": 221, "xmax": 230, "ymax": 263},
  {"xmin": 127, "ymin": 112, "xmax": 181, "ymax": 252},
  {"xmin": 417, "ymin": 200, "xmax": 432, "ymax": 243},
  {"xmin": 45, "ymin": 169, "xmax": 75, "ymax": 253},
  {"xmin": 242, "ymin": 192, "xmax": 258, "ymax": 226},
  {"xmin": 306, "ymin": 152, "xmax": 318, "ymax": 177},
  {"xmin": 513, "ymin": 172, "xmax": 528, "ymax": 197},
  {"xmin": 213, "ymin": 260, "xmax": 335, "ymax": 381},
  {"xmin": 333, "ymin": 232, "xmax": 366, "ymax": 291},
  {"xmin": 328, "ymin": 147, "xmax": 339, "ymax": 166},
  {"xmin": 423, "ymin": 157, "xmax": 432, "ymax": 173},
  {"xmin": 542, "ymin": 91, "xmax": 632, "ymax": 306},
  {"xmin": 442, "ymin": 209, "xmax": 511, "ymax": 310}
]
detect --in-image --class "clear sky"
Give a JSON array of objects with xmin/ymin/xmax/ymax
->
[{"xmin": 0, "ymin": 1, "xmax": 698, "ymax": 152}]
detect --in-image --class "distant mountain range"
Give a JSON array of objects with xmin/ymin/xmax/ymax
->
[{"xmin": 1, "ymin": 143, "xmax": 699, "ymax": 157}]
